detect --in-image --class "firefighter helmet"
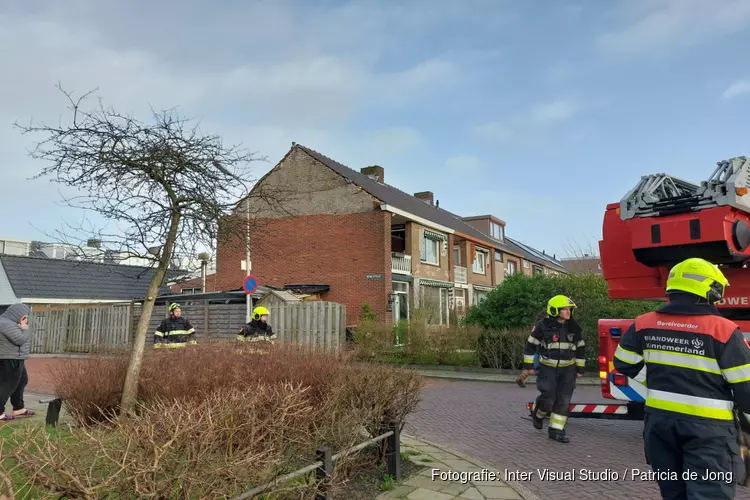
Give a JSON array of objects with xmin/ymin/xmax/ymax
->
[
  {"xmin": 252, "ymin": 306, "xmax": 270, "ymax": 320},
  {"xmin": 666, "ymin": 257, "xmax": 728, "ymax": 303},
  {"xmin": 168, "ymin": 303, "xmax": 181, "ymax": 313},
  {"xmin": 547, "ymin": 295, "xmax": 576, "ymax": 317}
]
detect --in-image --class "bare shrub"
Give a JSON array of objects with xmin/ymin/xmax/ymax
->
[
  {"xmin": 475, "ymin": 328, "xmax": 529, "ymax": 369},
  {"xmin": 23, "ymin": 341, "xmax": 424, "ymax": 498},
  {"xmin": 4, "ymin": 384, "xmax": 318, "ymax": 498}
]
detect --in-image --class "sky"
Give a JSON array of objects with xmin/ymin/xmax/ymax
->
[{"xmin": 2, "ymin": 0, "xmax": 750, "ymax": 260}]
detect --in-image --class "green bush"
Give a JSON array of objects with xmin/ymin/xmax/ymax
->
[{"xmin": 465, "ymin": 273, "xmax": 662, "ymax": 369}]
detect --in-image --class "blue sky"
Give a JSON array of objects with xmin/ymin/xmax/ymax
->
[{"xmin": 1, "ymin": 0, "xmax": 750, "ymax": 259}]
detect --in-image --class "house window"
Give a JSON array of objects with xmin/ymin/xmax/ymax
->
[
  {"xmin": 472, "ymin": 250, "xmax": 487, "ymax": 274},
  {"xmin": 453, "ymin": 245, "xmax": 462, "ymax": 266},
  {"xmin": 391, "ymin": 227, "xmax": 406, "ymax": 253},
  {"xmin": 533, "ymin": 265, "xmax": 544, "ymax": 275},
  {"xmin": 507, "ymin": 261, "xmax": 517, "ymax": 275},
  {"xmin": 523, "ymin": 260, "xmax": 529, "ymax": 269},
  {"xmin": 474, "ymin": 290, "xmax": 489, "ymax": 304},
  {"xmin": 181, "ymin": 288, "xmax": 200, "ymax": 294},
  {"xmin": 495, "ymin": 250, "xmax": 502, "ymax": 261},
  {"xmin": 490, "ymin": 222, "xmax": 504, "ymax": 240},
  {"xmin": 421, "ymin": 232, "xmax": 441, "ymax": 265}
]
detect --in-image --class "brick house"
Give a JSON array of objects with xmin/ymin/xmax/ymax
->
[
  {"xmin": 215, "ymin": 144, "xmax": 566, "ymax": 325},
  {"xmin": 561, "ymin": 255, "xmax": 602, "ymax": 275}
]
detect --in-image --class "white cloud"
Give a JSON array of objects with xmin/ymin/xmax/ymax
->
[
  {"xmin": 0, "ymin": 1, "xmax": 474, "ymax": 240},
  {"xmin": 531, "ymin": 100, "xmax": 578, "ymax": 124},
  {"xmin": 445, "ymin": 156, "xmax": 481, "ymax": 171},
  {"xmin": 722, "ymin": 81, "xmax": 750, "ymax": 99},
  {"xmin": 598, "ymin": 0, "xmax": 750, "ymax": 54},
  {"xmin": 473, "ymin": 122, "xmax": 513, "ymax": 142}
]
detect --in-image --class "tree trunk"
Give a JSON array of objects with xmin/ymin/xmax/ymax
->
[{"xmin": 120, "ymin": 212, "xmax": 182, "ymax": 414}]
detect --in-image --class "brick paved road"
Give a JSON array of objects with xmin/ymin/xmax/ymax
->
[{"xmin": 407, "ymin": 378, "xmax": 750, "ymax": 500}]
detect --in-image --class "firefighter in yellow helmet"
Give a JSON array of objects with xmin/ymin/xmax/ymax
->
[
  {"xmin": 523, "ymin": 295, "xmax": 585, "ymax": 443},
  {"xmin": 154, "ymin": 303, "xmax": 197, "ymax": 348},
  {"xmin": 614, "ymin": 257, "xmax": 750, "ymax": 499},
  {"xmin": 237, "ymin": 306, "xmax": 277, "ymax": 342}
]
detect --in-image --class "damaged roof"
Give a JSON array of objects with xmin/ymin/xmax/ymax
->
[{"xmin": 295, "ymin": 145, "xmax": 566, "ymax": 272}]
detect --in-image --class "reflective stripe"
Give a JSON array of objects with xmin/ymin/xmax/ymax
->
[
  {"xmin": 722, "ymin": 363, "xmax": 750, "ymax": 383},
  {"xmin": 577, "ymin": 340, "xmax": 585, "ymax": 347},
  {"xmin": 164, "ymin": 329, "xmax": 194, "ymax": 336},
  {"xmin": 527, "ymin": 336, "xmax": 541, "ymax": 345},
  {"xmin": 154, "ymin": 331, "xmax": 164, "ymax": 337},
  {"xmin": 643, "ymin": 349, "xmax": 721, "ymax": 375},
  {"xmin": 575, "ymin": 358, "xmax": 585, "ymax": 367},
  {"xmin": 550, "ymin": 413, "xmax": 567, "ymax": 430},
  {"xmin": 539, "ymin": 358, "xmax": 575, "ymax": 368},
  {"xmin": 614, "ymin": 345, "xmax": 642, "ymax": 364},
  {"xmin": 646, "ymin": 389, "xmax": 734, "ymax": 420},
  {"xmin": 547, "ymin": 342, "xmax": 574, "ymax": 350},
  {"xmin": 744, "ymin": 413, "xmax": 750, "ymax": 426},
  {"xmin": 523, "ymin": 354, "xmax": 536, "ymax": 364},
  {"xmin": 154, "ymin": 340, "xmax": 198, "ymax": 349}
]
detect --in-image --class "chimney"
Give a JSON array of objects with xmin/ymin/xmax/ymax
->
[
  {"xmin": 414, "ymin": 191, "xmax": 434, "ymax": 205},
  {"xmin": 87, "ymin": 238, "xmax": 101, "ymax": 249},
  {"xmin": 360, "ymin": 165, "xmax": 384, "ymax": 183}
]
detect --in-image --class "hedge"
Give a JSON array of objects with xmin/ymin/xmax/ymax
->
[{"xmin": 465, "ymin": 273, "xmax": 663, "ymax": 369}]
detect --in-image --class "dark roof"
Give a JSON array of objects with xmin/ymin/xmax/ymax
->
[
  {"xmin": 505, "ymin": 237, "xmax": 566, "ymax": 271},
  {"xmin": 0, "ymin": 254, "xmax": 186, "ymax": 301},
  {"xmin": 276, "ymin": 144, "xmax": 565, "ymax": 273},
  {"xmin": 283, "ymin": 284, "xmax": 330, "ymax": 295},
  {"xmin": 156, "ymin": 288, "xmax": 272, "ymax": 302},
  {"xmin": 297, "ymin": 145, "xmax": 499, "ymax": 248}
]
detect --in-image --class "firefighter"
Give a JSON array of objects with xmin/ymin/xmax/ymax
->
[
  {"xmin": 614, "ymin": 257, "xmax": 750, "ymax": 499},
  {"xmin": 154, "ymin": 303, "xmax": 197, "ymax": 348},
  {"xmin": 237, "ymin": 306, "xmax": 277, "ymax": 342},
  {"xmin": 523, "ymin": 295, "xmax": 586, "ymax": 443}
]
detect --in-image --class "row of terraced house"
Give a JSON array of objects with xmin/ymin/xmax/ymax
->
[{"xmin": 211, "ymin": 143, "xmax": 566, "ymax": 326}]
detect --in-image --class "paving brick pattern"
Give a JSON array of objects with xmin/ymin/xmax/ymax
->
[{"xmin": 405, "ymin": 378, "xmax": 750, "ymax": 500}]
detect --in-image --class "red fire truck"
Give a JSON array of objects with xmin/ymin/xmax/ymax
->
[{"xmin": 528, "ymin": 156, "xmax": 750, "ymax": 420}]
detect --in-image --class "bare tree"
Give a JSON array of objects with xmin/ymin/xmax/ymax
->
[{"xmin": 15, "ymin": 85, "xmax": 275, "ymax": 413}]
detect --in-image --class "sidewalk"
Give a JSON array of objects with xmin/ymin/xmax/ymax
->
[
  {"xmin": 414, "ymin": 368, "xmax": 600, "ymax": 385},
  {"xmin": 379, "ymin": 434, "xmax": 539, "ymax": 500}
]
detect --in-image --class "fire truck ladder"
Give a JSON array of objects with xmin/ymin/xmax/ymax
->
[{"xmin": 620, "ymin": 156, "xmax": 750, "ymax": 220}]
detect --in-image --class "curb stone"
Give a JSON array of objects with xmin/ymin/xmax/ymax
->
[
  {"xmin": 414, "ymin": 369, "xmax": 601, "ymax": 386},
  {"xmin": 402, "ymin": 433, "xmax": 542, "ymax": 500}
]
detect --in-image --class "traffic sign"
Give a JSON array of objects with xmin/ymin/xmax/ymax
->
[{"xmin": 243, "ymin": 275, "xmax": 258, "ymax": 294}]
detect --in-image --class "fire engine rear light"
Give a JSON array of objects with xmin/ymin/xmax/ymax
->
[
  {"xmin": 599, "ymin": 371, "xmax": 607, "ymax": 379},
  {"xmin": 613, "ymin": 374, "xmax": 628, "ymax": 386},
  {"xmin": 610, "ymin": 328, "xmax": 621, "ymax": 337}
]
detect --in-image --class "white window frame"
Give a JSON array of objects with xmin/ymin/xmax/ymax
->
[
  {"xmin": 506, "ymin": 261, "xmax": 517, "ymax": 275},
  {"xmin": 523, "ymin": 259, "xmax": 529, "ymax": 269},
  {"xmin": 421, "ymin": 232, "xmax": 441, "ymax": 265},
  {"xmin": 490, "ymin": 222, "xmax": 504, "ymax": 240},
  {"xmin": 472, "ymin": 249, "xmax": 488, "ymax": 274}
]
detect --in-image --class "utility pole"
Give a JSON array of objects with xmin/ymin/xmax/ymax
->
[{"xmin": 245, "ymin": 196, "xmax": 252, "ymax": 323}]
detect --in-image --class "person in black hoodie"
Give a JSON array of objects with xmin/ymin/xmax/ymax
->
[{"xmin": 237, "ymin": 306, "xmax": 277, "ymax": 342}]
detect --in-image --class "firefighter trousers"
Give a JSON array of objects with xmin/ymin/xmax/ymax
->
[
  {"xmin": 533, "ymin": 364, "xmax": 576, "ymax": 431},
  {"xmin": 643, "ymin": 411, "xmax": 744, "ymax": 500}
]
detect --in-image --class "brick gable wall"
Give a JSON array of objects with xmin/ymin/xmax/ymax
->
[{"xmin": 215, "ymin": 211, "xmax": 391, "ymax": 325}]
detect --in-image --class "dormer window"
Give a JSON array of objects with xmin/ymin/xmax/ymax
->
[{"xmin": 490, "ymin": 221, "xmax": 504, "ymax": 240}]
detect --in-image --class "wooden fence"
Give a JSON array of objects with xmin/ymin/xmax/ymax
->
[
  {"xmin": 28, "ymin": 300, "xmax": 346, "ymax": 354},
  {"xmin": 29, "ymin": 304, "xmax": 133, "ymax": 354}
]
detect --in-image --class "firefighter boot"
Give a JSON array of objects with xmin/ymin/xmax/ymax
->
[{"xmin": 548, "ymin": 428, "xmax": 569, "ymax": 443}]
